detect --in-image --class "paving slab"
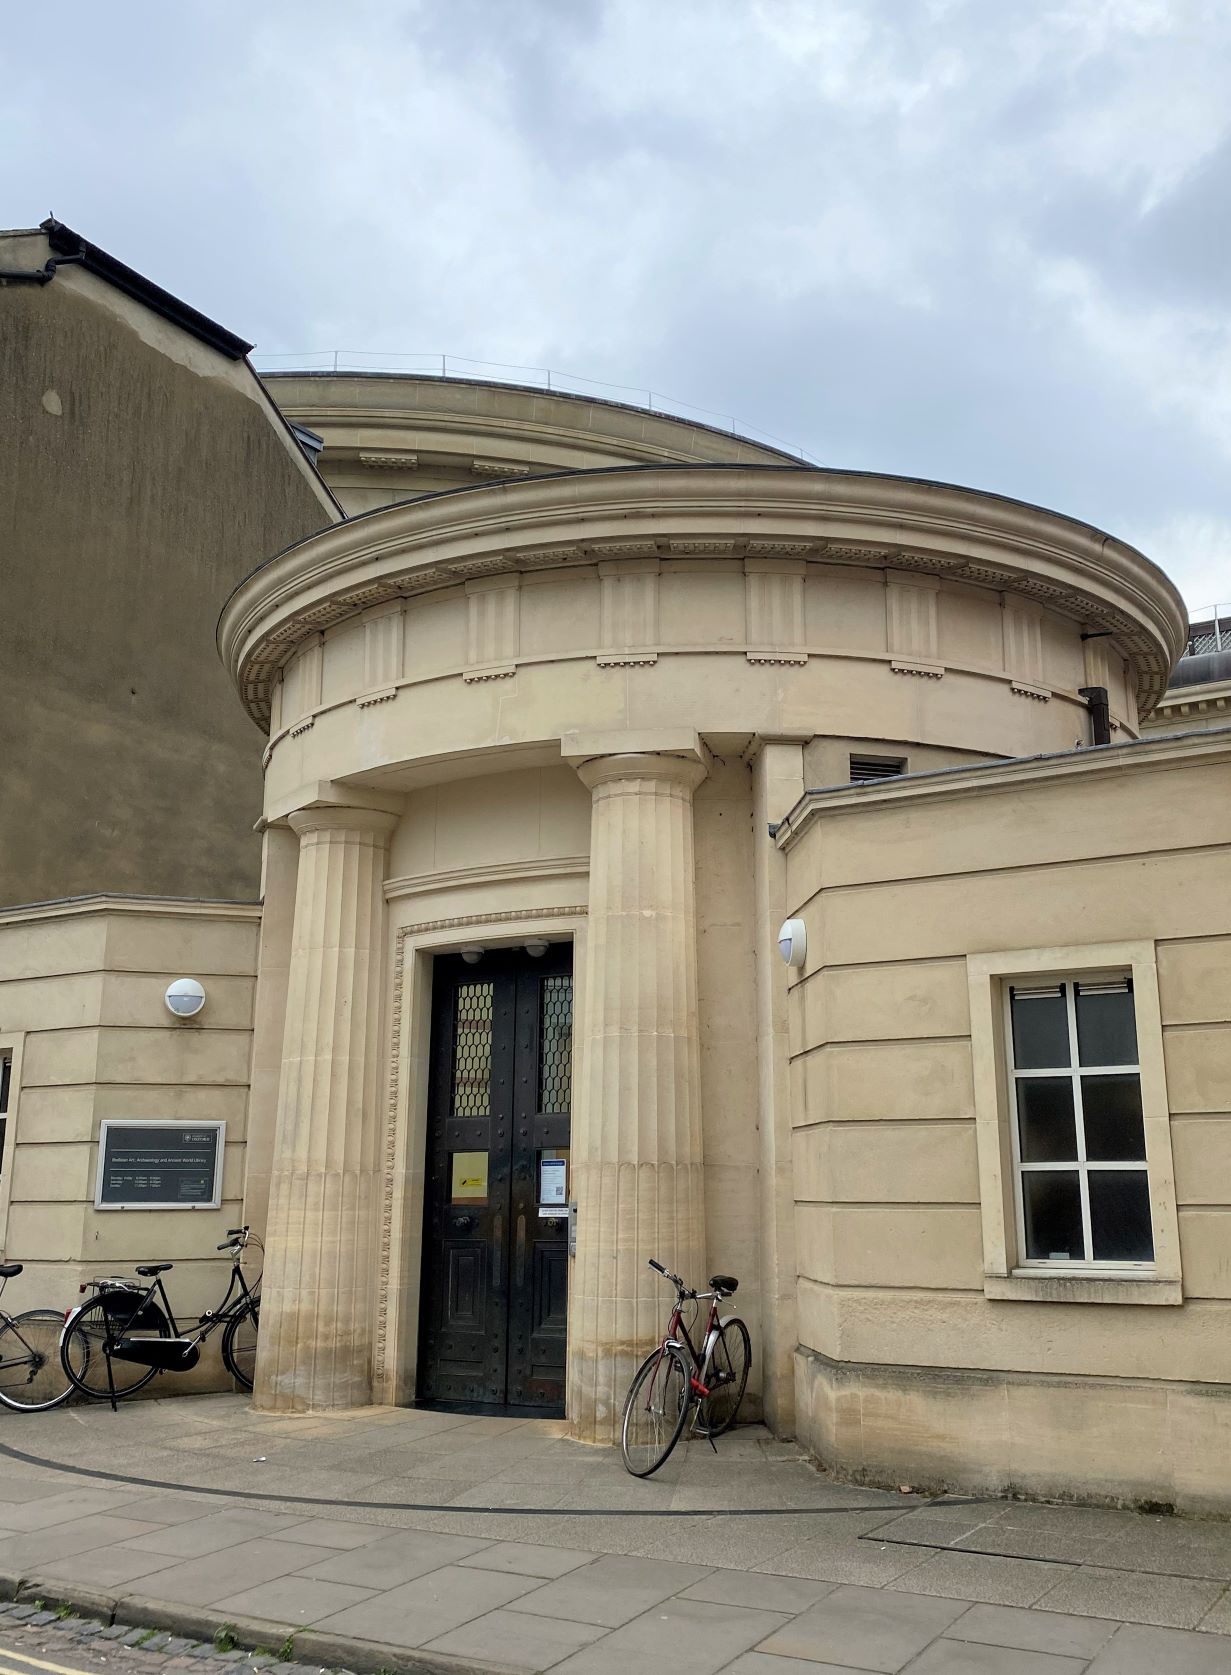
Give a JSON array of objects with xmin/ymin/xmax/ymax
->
[
  {"xmin": 1087, "ymin": 1621, "xmax": 1231, "ymax": 1672},
  {"xmin": 457, "ymin": 1541, "xmax": 597, "ymax": 1577},
  {"xmin": 505, "ymin": 1553, "xmax": 712, "ymax": 1628},
  {"xmin": 906, "ymin": 1641, "xmax": 1087, "ymax": 1673},
  {"xmin": 890, "ymin": 1549, "xmax": 1071, "ymax": 1607},
  {"xmin": 28, "ymin": 1545, "xmax": 182, "ymax": 1589},
  {"xmin": 116, "ymin": 1538, "xmax": 347, "ymax": 1609},
  {"xmin": 758, "ymin": 1532, "xmax": 935, "ymax": 1588},
  {"xmin": 947, "ymin": 1602, "xmax": 1119, "ymax": 1659},
  {"xmin": 292, "ymin": 1528, "xmax": 489, "ymax": 1587},
  {"xmin": 0, "ymin": 1489, "xmax": 144, "ymax": 1530},
  {"xmin": 1036, "ymin": 1564, "xmax": 1226, "ymax": 1629},
  {"xmin": 755, "ymin": 1584, "xmax": 969, "ymax": 1673},
  {"xmin": 678, "ymin": 1571, "xmax": 837, "ymax": 1613},
  {"xmin": 210, "ymin": 1575, "xmax": 379, "ymax": 1624},
  {"xmin": 124, "ymin": 1511, "xmax": 301, "ymax": 1559},
  {"xmin": 422, "ymin": 1605, "xmax": 607, "ymax": 1671},
  {"xmin": 311, "ymin": 1562, "xmax": 547, "ymax": 1646},
  {"xmin": 0, "ymin": 1513, "xmax": 162, "ymax": 1569},
  {"xmin": 724, "ymin": 1653, "xmax": 876, "ymax": 1675},
  {"xmin": 549, "ymin": 1596, "xmax": 791, "ymax": 1675},
  {"xmin": 269, "ymin": 1519, "xmax": 391, "ymax": 1551}
]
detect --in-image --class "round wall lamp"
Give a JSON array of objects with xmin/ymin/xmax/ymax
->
[
  {"xmin": 165, "ymin": 978, "xmax": 207, "ymax": 1018},
  {"xmin": 459, "ymin": 945, "xmax": 485, "ymax": 965},
  {"xmin": 777, "ymin": 919, "xmax": 807, "ymax": 969},
  {"xmin": 524, "ymin": 940, "xmax": 549, "ymax": 958}
]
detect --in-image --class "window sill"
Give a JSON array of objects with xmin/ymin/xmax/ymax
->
[{"xmin": 984, "ymin": 1271, "xmax": 1182, "ymax": 1306}]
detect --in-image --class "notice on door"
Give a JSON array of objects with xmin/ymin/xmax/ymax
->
[
  {"xmin": 95, "ymin": 1121, "xmax": 224, "ymax": 1210},
  {"xmin": 539, "ymin": 1155, "xmax": 567, "ymax": 1209},
  {"xmin": 451, "ymin": 1151, "xmax": 489, "ymax": 1202}
]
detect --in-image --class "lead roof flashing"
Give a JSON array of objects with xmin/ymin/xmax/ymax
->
[{"xmin": 39, "ymin": 218, "xmax": 253, "ymax": 360}]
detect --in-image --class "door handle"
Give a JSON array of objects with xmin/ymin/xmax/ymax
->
[
  {"xmin": 515, "ymin": 1214, "xmax": 526, "ymax": 1287},
  {"xmin": 492, "ymin": 1214, "xmax": 503, "ymax": 1287}
]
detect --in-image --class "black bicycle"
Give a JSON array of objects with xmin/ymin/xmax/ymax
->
[
  {"xmin": 59, "ymin": 1226, "xmax": 261, "ymax": 1407},
  {"xmin": 0, "ymin": 1264, "xmax": 75, "ymax": 1412}
]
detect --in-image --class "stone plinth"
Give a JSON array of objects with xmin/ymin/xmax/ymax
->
[
  {"xmin": 568, "ymin": 751, "xmax": 708, "ymax": 1442},
  {"xmin": 254, "ymin": 806, "xmax": 396, "ymax": 1412}
]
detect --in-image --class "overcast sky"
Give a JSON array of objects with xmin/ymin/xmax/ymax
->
[{"xmin": 5, "ymin": 0, "xmax": 1229, "ymax": 610}]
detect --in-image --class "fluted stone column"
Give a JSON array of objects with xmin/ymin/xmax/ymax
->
[
  {"xmin": 569, "ymin": 752, "xmax": 708, "ymax": 1442},
  {"xmin": 254, "ymin": 806, "xmax": 397, "ymax": 1413}
]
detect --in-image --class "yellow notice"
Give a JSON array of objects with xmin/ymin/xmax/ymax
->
[{"xmin": 452, "ymin": 1150, "xmax": 489, "ymax": 1202}]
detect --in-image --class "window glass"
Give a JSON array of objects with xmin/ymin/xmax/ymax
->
[
  {"xmin": 1076, "ymin": 983, "xmax": 1137, "ymax": 1067},
  {"xmin": 1016, "ymin": 1078, "xmax": 1077, "ymax": 1162},
  {"xmin": 1008, "ymin": 973, "xmax": 1152, "ymax": 1268},
  {"xmin": 1022, "ymin": 1171, "xmax": 1083, "ymax": 1261},
  {"xmin": 1010, "ymin": 988, "xmax": 1070, "ymax": 1069},
  {"xmin": 1082, "ymin": 1076, "xmax": 1146, "ymax": 1162},
  {"xmin": 452, "ymin": 982, "xmax": 494, "ymax": 1118},
  {"xmin": 538, "ymin": 975, "xmax": 573, "ymax": 1114},
  {"xmin": 1089, "ymin": 1172, "xmax": 1154, "ymax": 1262}
]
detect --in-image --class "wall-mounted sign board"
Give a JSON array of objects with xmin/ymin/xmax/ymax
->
[{"xmin": 94, "ymin": 1121, "xmax": 225, "ymax": 1210}]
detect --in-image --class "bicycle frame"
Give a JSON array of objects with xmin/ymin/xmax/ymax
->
[{"xmin": 664, "ymin": 1292, "xmax": 725, "ymax": 1401}]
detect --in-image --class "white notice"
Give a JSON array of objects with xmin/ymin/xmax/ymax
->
[{"xmin": 539, "ymin": 1156, "xmax": 567, "ymax": 1207}]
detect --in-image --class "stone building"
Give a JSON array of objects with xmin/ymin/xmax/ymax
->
[
  {"xmin": 0, "ymin": 220, "xmax": 335, "ymax": 1317},
  {"xmin": 4, "ymin": 223, "xmax": 1231, "ymax": 1510}
]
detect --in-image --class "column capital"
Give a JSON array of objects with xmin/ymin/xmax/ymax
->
[
  {"xmin": 574, "ymin": 751, "xmax": 708, "ymax": 795},
  {"xmin": 287, "ymin": 805, "xmax": 399, "ymax": 841}
]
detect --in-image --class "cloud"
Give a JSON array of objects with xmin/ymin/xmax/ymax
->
[{"xmin": 3, "ymin": 0, "xmax": 1230, "ymax": 608}]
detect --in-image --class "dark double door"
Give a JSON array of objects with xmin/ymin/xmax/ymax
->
[{"xmin": 417, "ymin": 945, "xmax": 572, "ymax": 1414}]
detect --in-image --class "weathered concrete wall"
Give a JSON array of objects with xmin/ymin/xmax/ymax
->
[{"xmin": 0, "ymin": 233, "xmax": 333, "ymax": 907}]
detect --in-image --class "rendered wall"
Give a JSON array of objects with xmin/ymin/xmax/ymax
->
[
  {"xmin": 0, "ymin": 898, "xmax": 259, "ymax": 1387},
  {"xmin": 0, "ymin": 231, "xmax": 333, "ymax": 908},
  {"xmin": 781, "ymin": 732, "xmax": 1231, "ymax": 1510}
]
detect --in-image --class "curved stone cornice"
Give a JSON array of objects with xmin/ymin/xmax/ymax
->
[{"xmin": 218, "ymin": 465, "xmax": 1187, "ymax": 728}]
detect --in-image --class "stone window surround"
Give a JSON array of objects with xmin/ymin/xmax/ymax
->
[
  {"xmin": 967, "ymin": 941, "xmax": 1182, "ymax": 1306},
  {"xmin": 0, "ymin": 1032, "xmax": 25, "ymax": 1252}
]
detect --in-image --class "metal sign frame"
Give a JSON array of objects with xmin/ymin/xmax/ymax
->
[{"xmin": 94, "ymin": 1120, "xmax": 225, "ymax": 1211}]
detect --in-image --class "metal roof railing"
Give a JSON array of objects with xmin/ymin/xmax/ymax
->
[
  {"xmin": 1185, "ymin": 605, "xmax": 1231, "ymax": 656},
  {"xmin": 252, "ymin": 350, "xmax": 822, "ymax": 465}
]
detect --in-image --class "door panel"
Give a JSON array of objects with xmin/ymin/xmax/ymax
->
[{"xmin": 418, "ymin": 946, "xmax": 572, "ymax": 1413}]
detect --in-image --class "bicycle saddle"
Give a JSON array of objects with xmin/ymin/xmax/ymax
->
[
  {"xmin": 0, "ymin": 1263, "xmax": 22, "ymax": 1279},
  {"xmin": 135, "ymin": 1263, "xmax": 173, "ymax": 1276},
  {"xmin": 710, "ymin": 1274, "xmax": 738, "ymax": 1295}
]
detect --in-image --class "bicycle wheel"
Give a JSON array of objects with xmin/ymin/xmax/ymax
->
[
  {"xmin": 60, "ymin": 1294, "xmax": 170, "ymax": 1401},
  {"xmin": 221, "ymin": 1296, "xmax": 259, "ymax": 1391},
  {"xmin": 620, "ymin": 1345, "xmax": 690, "ymax": 1477},
  {"xmin": 0, "ymin": 1311, "xmax": 75, "ymax": 1411},
  {"xmin": 697, "ymin": 1316, "xmax": 751, "ymax": 1437}
]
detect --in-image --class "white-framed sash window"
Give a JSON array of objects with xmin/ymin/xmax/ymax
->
[{"xmin": 968, "ymin": 943, "xmax": 1181, "ymax": 1305}]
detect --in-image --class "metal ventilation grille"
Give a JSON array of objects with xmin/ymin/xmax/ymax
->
[{"xmin": 849, "ymin": 755, "xmax": 906, "ymax": 782}]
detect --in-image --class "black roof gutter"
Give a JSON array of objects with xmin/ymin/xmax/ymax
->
[{"xmin": 0, "ymin": 218, "xmax": 253, "ymax": 361}]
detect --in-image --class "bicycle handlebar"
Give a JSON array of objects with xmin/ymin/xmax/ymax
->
[
  {"xmin": 647, "ymin": 1257, "xmax": 694, "ymax": 1297},
  {"xmin": 217, "ymin": 1224, "xmax": 252, "ymax": 1252}
]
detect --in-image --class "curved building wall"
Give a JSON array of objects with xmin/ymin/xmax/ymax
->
[
  {"xmin": 266, "ymin": 373, "xmax": 800, "ymax": 515},
  {"xmin": 222, "ymin": 403, "xmax": 1195, "ymax": 1484}
]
